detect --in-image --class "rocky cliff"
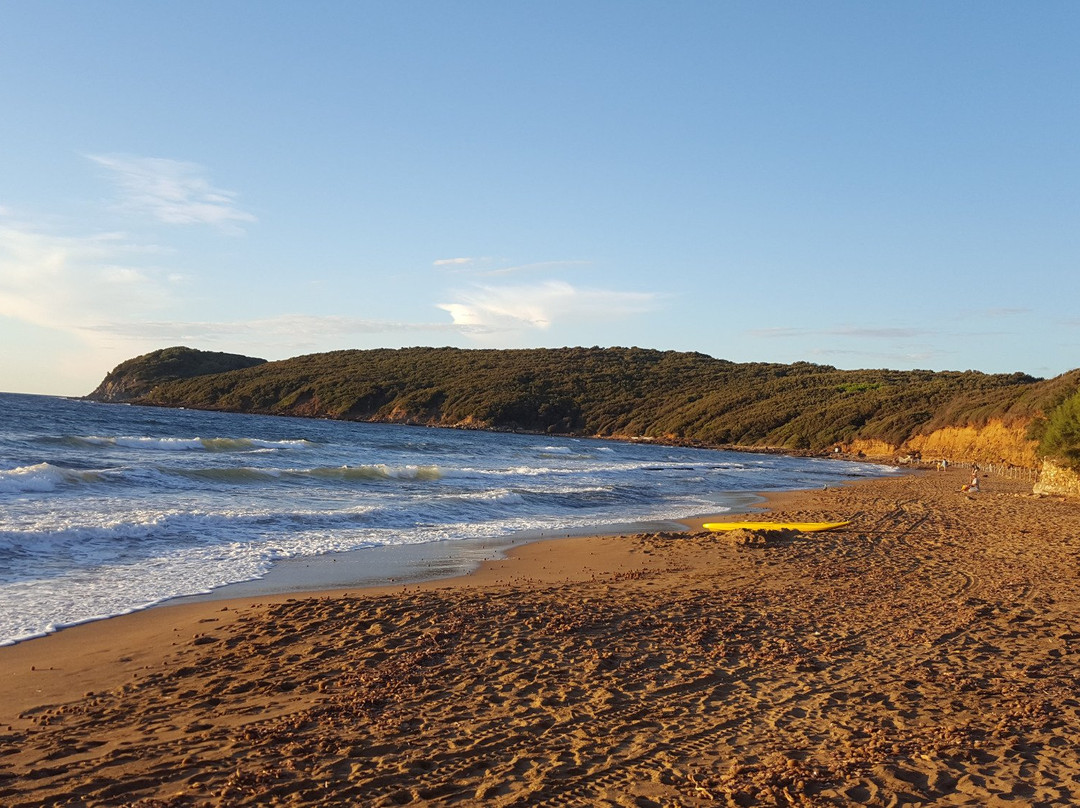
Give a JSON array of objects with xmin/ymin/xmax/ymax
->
[
  {"xmin": 902, "ymin": 420, "xmax": 1039, "ymax": 467},
  {"xmin": 844, "ymin": 421, "xmax": 1038, "ymax": 469}
]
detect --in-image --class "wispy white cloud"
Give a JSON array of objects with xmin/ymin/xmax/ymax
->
[
  {"xmin": 742, "ymin": 322, "xmax": 957, "ymax": 367},
  {"xmin": 954, "ymin": 306, "xmax": 1033, "ymax": 320},
  {"xmin": 749, "ymin": 327, "xmax": 809, "ymax": 339},
  {"xmin": 982, "ymin": 307, "xmax": 1032, "ymax": 318},
  {"xmin": 0, "ymin": 222, "xmax": 173, "ymax": 337},
  {"xmin": 807, "ymin": 347, "xmax": 946, "ymax": 365},
  {"xmin": 87, "ymin": 313, "xmax": 490, "ymax": 345},
  {"xmin": 749, "ymin": 325, "xmax": 931, "ymax": 339},
  {"xmin": 76, "ymin": 313, "xmax": 492, "ymax": 364},
  {"xmin": 437, "ymin": 280, "xmax": 658, "ymax": 332},
  {"xmin": 0, "ymin": 215, "xmax": 493, "ymax": 372},
  {"xmin": 477, "ymin": 260, "xmax": 591, "ymax": 277},
  {"xmin": 433, "ymin": 257, "xmax": 590, "ymax": 277},
  {"xmin": 828, "ymin": 326, "xmax": 928, "ymax": 339},
  {"xmin": 88, "ymin": 154, "xmax": 256, "ymax": 232}
]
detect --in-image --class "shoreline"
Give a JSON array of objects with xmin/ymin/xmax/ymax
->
[
  {"xmin": 0, "ymin": 501, "xmax": 762, "ymax": 719},
  {"xmin": 6, "ymin": 468, "xmax": 1076, "ymax": 806},
  {"xmin": 0, "ymin": 483, "xmax": 783, "ymax": 719},
  {"xmin": 169, "ymin": 512, "xmax": 722, "ymax": 606},
  {"xmin": 1, "ymin": 487, "xmax": 769, "ymax": 647}
]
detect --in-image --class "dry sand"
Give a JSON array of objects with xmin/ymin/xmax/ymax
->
[{"xmin": 2, "ymin": 469, "xmax": 1080, "ymax": 806}]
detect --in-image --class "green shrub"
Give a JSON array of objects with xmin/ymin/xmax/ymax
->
[
  {"xmin": 1039, "ymin": 389, "xmax": 1080, "ymax": 469},
  {"xmin": 838, "ymin": 382, "xmax": 883, "ymax": 394}
]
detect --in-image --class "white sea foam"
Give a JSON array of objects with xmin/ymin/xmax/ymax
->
[
  {"xmin": 67, "ymin": 435, "xmax": 315, "ymax": 452},
  {"xmin": 167, "ymin": 464, "xmax": 444, "ymax": 484},
  {"xmin": 0, "ymin": 462, "xmax": 107, "ymax": 493},
  {"xmin": 0, "ymin": 463, "xmax": 66, "ymax": 493},
  {"xmin": 454, "ymin": 488, "xmax": 526, "ymax": 505},
  {"xmin": 305, "ymin": 464, "xmax": 443, "ymax": 481}
]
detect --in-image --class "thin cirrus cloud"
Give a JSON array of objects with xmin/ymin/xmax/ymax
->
[
  {"xmin": 982, "ymin": 307, "xmax": 1031, "ymax": 318},
  {"xmin": 88, "ymin": 154, "xmax": 256, "ymax": 232},
  {"xmin": 952, "ymin": 306, "xmax": 1032, "ymax": 320},
  {"xmin": 745, "ymin": 325, "xmax": 943, "ymax": 366},
  {"xmin": 87, "ymin": 313, "xmax": 491, "ymax": 346},
  {"xmin": 437, "ymin": 280, "xmax": 658, "ymax": 332},
  {"xmin": 808, "ymin": 346, "xmax": 943, "ymax": 364},
  {"xmin": 0, "ymin": 221, "xmax": 173, "ymax": 338},
  {"xmin": 749, "ymin": 326, "xmax": 930, "ymax": 339},
  {"xmin": 433, "ymin": 257, "xmax": 590, "ymax": 277}
]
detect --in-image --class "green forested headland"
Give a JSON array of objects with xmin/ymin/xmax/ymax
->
[
  {"xmin": 86, "ymin": 347, "xmax": 266, "ymax": 403},
  {"xmin": 87, "ymin": 346, "xmax": 1080, "ymax": 468}
]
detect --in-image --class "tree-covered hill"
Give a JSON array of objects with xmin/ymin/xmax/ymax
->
[
  {"xmin": 87, "ymin": 346, "xmax": 1080, "ymax": 465},
  {"xmin": 87, "ymin": 347, "xmax": 267, "ymax": 403}
]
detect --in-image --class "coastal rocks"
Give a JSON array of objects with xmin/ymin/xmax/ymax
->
[{"xmin": 1034, "ymin": 459, "xmax": 1080, "ymax": 498}]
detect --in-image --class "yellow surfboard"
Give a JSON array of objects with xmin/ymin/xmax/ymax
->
[{"xmin": 702, "ymin": 520, "xmax": 851, "ymax": 533}]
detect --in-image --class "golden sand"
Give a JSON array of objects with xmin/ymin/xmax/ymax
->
[{"xmin": 2, "ymin": 469, "xmax": 1080, "ymax": 806}]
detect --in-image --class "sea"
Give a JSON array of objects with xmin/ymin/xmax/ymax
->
[{"xmin": 0, "ymin": 392, "xmax": 896, "ymax": 646}]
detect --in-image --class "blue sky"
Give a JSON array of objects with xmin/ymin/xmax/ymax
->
[{"xmin": 2, "ymin": 2, "xmax": 1078, "ymax": 395}]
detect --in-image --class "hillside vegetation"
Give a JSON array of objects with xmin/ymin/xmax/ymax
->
[
  {"xmin": 88, "ymin": 347, "xmax": 267, "ymax": 402},
  {"xmin": 1035, "ymin": 387, "xmax": 1080, "ymax": 470},
  {"xmin": 88, "ymin": 346, "xmax": 1080, "ymax": 467}
]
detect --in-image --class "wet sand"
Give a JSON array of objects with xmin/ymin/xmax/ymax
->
[{"xmin": 3, "ymin": 469, "xmax": 1080, "ymax": 806}]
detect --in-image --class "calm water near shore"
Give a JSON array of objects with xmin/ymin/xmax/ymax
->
[{"xmin": 0, "ymin": 392, "xmax": 896, "ymax": 645}]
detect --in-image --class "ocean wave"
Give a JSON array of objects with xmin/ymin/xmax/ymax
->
[
  {"xmin": 302, "ymin": 464, "xmax": 442, "ymax": 481},
  {"xmin": 0, "ymin": 463, "xmax": 106, "ymax": 493},
  {"xmin": 0, "ymin": 504, "xmax": 382, "ymax": 554},
  {"xmin": 171, "ymin": 464, "xmax": 444, "ymax": 484},
  {"xmin": 537, "ymin": 445, "xmax": 599, "ymax": 460},
  {"xmin": 458, "ymin": 460, "xmax": 755, "ymax": 478},
  {"xmin": 447, "ymin": 465, "xmax": 578, "ymax": 478},
  {"xmin": 453, "ymin": 488, "xmax": 526, "ymax": 505},
  {"xmin": 0, "ymin": 462, "xmax": 445, "ymax": 491},
  {"xmin": 43, "ymin": 435, "xmax": 316, "ymax": 452},
  {"xmin": 200, "ymin": 437, "xmax": 316, "ymax": 452}
]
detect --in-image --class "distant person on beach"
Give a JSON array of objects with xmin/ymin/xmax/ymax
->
[{"xmin": 962, "ymin": 470, "xmax": 980, "ymax": 493}]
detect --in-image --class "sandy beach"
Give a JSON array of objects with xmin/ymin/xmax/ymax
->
[{"xmin": 3, "ymin": 468, "xmax": 1080, "ymax": 806}]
